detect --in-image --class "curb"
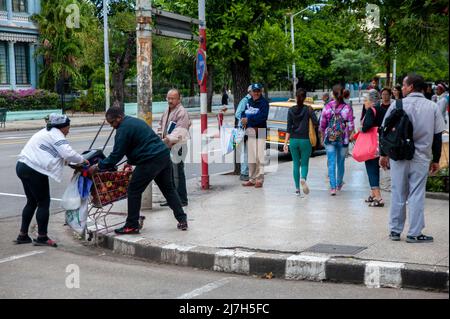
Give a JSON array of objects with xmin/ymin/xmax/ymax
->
[
  {"xmin": 425, "ymin": 192, "xmax": 449, "ymax": 201},
  {"xmin": 97, "ymin": 234, "xmax": 449, "ymax": 292}
]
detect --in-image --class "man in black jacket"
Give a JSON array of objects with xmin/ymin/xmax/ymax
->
[{"xmin": 89, "ymin": 107, "xmax": 188, "ymax": 234}]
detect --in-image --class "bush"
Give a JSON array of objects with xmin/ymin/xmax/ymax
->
[
  {"xmin": 70, "ymin": 85, "xmax": 106, "ymax": 113},
  {"xmin": 0, "ymin": 89, "xmax": 59, "ymax": 111},
  {"xmin": 426, "ymin": 168, "xmax": 449, "ymax": 193}
]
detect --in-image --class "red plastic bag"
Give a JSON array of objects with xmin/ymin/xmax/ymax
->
[{"xmin": 352, "ymin": 127, "xmax": 379, "ymax": 162}]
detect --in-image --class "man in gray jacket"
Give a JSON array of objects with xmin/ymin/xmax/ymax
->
[{"xmin": 380, "ymin": 74, "xmax": 446, "ymax": 243}]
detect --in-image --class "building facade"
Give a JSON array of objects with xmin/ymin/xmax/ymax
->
[{"xmin": 0, "ymin": 0, "xmax": 40, "ymax": 90}]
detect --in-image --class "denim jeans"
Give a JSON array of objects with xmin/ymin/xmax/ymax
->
[
  {"xmin": 240, "ymin": 140, "xmax": 249, "ymax": 176},
  {"xmin": 325, "ymin": 142, "xmax": 348, "ymax": 190},
  {"xmin": 365, "ymin": 157, "xmax": 380, "ymax": 189}
]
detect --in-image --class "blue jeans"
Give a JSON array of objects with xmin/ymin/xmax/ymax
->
[
  {"xmin": 365, "ymin": 157, "xmax": 380, "ymax": 189},
  {"xmin": 240, "ymin": 140, "xmax": 249, "ymax": 176},
  {"xmin": 325, "ymin": 142, "xmax": 348, "ymax": 190}
]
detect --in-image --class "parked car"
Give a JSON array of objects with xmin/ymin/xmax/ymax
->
[{"xmin": 266, "ymin": 98, "xmax": 325, "ymax": 156}]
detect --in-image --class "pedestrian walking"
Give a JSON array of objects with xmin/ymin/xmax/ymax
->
[
  {"xmin": 241, "ymin": 83, "xmax": 269, "ymax": 188},
  {"xmin": 380, "ymin": 74, "xmax": 445, "ymax": 243},
  {"xmin": 15, "ymin": 114, "xmax": 89, "ymax": 247},
  {"xmin": 434, "ymin": 83, "xmax": 449, "ymax": 124},
  {"xmin": 283, "ymin": 88, "xmax": 319, "ymax": 196},
  {"xmin": 158, "ymin": 89, "xmax": 191, "ymax": 207},
  {"xmin": 88, "ymin": 107, "xmax": 189, "ymax": 234},
  {"xmin": 235, "ymin": 85, "xmax": 252, "ymax": 181},
  {"xmin": 222, "ymin": 87, "xmax": 229, "ymax": 107},
  {"xmin": 319, "ymin": 84, "xmax": 355, "ymax": 196}
]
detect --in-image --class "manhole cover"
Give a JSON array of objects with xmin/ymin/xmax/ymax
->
[{"xmin": 304, "ymin": 244, "xmax": 367, "ymax": 255}]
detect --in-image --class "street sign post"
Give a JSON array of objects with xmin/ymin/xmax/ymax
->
[{"xmin": 196, "ymin": 49, "xmax": 206, "ymax": 86}]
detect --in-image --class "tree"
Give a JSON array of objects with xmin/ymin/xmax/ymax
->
[
  {"xmin": 330, "ymin": 48, "xmax": 375, "ymax": 83},
  {"xmin": 32, "ymin": 0, "xmax": 96, "ymax": 91}
]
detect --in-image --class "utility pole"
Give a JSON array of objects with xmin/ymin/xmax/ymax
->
[
  {"xmin": 103, "ymin": 0, "xmax": 110, "ymax": 110},
  {"xmin": 290, "ymin": 13, "xmax": 296, "ymax": 98},
  {"xmin": 136, "ymin": 0, "xmax": 153, "ymax": 208},
  {"xmin": 198, "ymin": 0, "xmax": 209, "ymax": 190}
]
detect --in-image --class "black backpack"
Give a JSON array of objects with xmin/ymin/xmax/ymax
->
[{"xmin": 379, "ymin": 99, "xmax": 415, "ymax": 161}]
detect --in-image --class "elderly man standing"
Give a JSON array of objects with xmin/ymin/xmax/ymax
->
[
  {"xmin": 380, "ymin": 74, "xmax": 445, "ymax": 243},
  {"xmin": 158, "ymin": 89, "xmax": 191, "ymax": 207},
  {"xmin": 241, "ymin": 83, "xmax": 269, "ymax": 188}
]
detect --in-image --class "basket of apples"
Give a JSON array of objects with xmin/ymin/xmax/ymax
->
[{"xmin": 91, "ymin": 164, "xmax": 133, "ymax": 208}]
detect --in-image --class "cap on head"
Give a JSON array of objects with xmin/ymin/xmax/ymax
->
[
  {"xmin": 251, "ymin": 83, "xmax": 263, "ymax": 91},
  {"xmin": 46, "ymin": 113, "xmax": 70, "ymax": 131},
  {"xmin": 247, "ymin": 85, "xmax": 252, "ymax": 92}
]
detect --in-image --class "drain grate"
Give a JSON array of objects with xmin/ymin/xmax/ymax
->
[{"xmin": 304, "ymin": 244, "xmax": 367, "ymax": 255}]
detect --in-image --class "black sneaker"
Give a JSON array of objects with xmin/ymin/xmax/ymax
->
[
  {"xmin": 389, "ymin": 231, "xmax": 401, "ymax": 241},
  {"xmin": 33, "ymin": 237, "xmax": 57, "ymax": 247},
  {"xmin": 406, "ymin": 234, "xmax": 433, "ymax": 243},
  {"xmin": 177, "ymin": 221, "xmax": 188, "ymax": 231},
  {"xmin": 160, "ymin": 202, "xmax": 169, "ymax": 207},
  {"xmin": 114, "ymin": 226, "xmax": 140, "ymax": 235},
  {"xmin": 13, "ymin": 234, "xmax": 32, "ymax": 244}
]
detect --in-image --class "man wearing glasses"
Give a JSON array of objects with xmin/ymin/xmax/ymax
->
[{"xmin": 89, "ymin": 107, "xmax": 189, "ymax": 234}]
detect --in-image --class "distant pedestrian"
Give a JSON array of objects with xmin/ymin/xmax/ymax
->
[
  {"xmin": 367, "ymin": 76, "xmax": 381, "ymax": 92},
  {"xmin": 241, "ymin": 83, "xmax": 269, "ymax": 188},
  {"xmin": 235, "ymin": 85, "xmax": 252, "ymax": 181},
  {"xmin": 319, "ymin": 84, "xmax": 355, "ymax": 195},
  {"xmin": 15, "ymin": 114, "xmax": 89, "ymax": 247},
  {"xmin": 222, "ymin": 87, "xmax": 229, "ymax": 107},
  {"xmin": 424, "ymin": 83, "xmax": 434, "ymax": 100},
  {"xmin": 380, "ymin": 74, "xmax": 445, "ymax": 243},
  {"xmin": 283, "ymin": 88, "xmax": 319, "ymax": 196},
  {"xmin": 434, "ymin": 83, "xmax": 449, "ymax": 124},
  {"xmin": 322, "ymin": 92, "xmax": 331, "ymax": 105},
  {"xmin": 392, "ymin": 84, "xmax": 403, "ymax": 100}
]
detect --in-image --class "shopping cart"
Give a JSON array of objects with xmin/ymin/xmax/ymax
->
[{"xmin": 70, "ymin": 120, "xmax": 145, "ymax": 242}]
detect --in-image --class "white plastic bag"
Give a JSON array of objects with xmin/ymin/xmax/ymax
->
[
  {"xmin": 65, "ymin": 198, "xmax": 88, "ymax": 234},
  {"xmin": 220, "ymin": 124, "xmax": 235, "ymax": 155},
  {"xmin": 61, "ymin": 173, "xmax": 81, "ymax": 210}
]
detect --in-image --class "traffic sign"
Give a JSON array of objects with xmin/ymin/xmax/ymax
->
[{"xmin": 196, "ymin": 49, "xmax": 207, "ymax": 85}]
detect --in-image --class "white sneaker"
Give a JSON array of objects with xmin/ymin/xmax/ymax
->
[
  {"xmin": 301, "ymin": 179, "xmax": 310, "ymax": 195},
  {"xmin": 295, "ymin": 190, "xmax": 301, "ymax": 196}
]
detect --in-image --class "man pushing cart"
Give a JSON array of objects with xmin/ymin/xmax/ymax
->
[{"xmin": 88, "ymin": 107, "xmax": 189, "ymax": 234}]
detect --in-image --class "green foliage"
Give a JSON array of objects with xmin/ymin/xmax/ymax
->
[
  {"xmin": 330, "ymin": 49, "xmax": 376, "ymax": 82},
  {"xmin": 0, "ymin": 90, "xmax": 59, "ymax": 111},
  {"xmin": 71, "ymin": 84, "xmax": 106, "ymax": 113},
  {"xmin": 426, "ymin": 169, "xmax": 449, "ymax": 193}
]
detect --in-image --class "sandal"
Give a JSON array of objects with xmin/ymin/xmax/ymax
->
[
  {"xmin": 33, "ymin": 237, "xmax": 58, "ymax": 247},
  {"xmin": 369, "ymin": 199, "xmax": 384, "ymax": 207},
  {"xmin": 365, "ymin": 195, "xmax": 374, "ymax": 203}
]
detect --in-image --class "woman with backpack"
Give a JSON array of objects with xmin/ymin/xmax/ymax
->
[
  {"xmin": 283, "ymin": 88, "xmax": 319, "ymax": 196},
  {"xmin": 319, "ymin": 84, "xmax": 355, "ymax": 196}
]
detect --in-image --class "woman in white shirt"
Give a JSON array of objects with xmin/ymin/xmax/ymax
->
[{"xmin": 14, "ymin": 114, "xmax": 88, "ymax": 247}]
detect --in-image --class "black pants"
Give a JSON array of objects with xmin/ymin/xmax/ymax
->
[
  {"xmin": 16, "ymin": 161, "xmax": 51, "ymax": 236},
  {"xmin": 127, "ymin": 152, "xmax": 187, "ymax": 228},
  {"xmin": 171, "ymin": 145, "xmax": 188, "ymax": 205}
]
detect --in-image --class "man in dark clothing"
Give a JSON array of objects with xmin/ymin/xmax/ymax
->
[
  {"xmin": 88, "ymin": 107, "xmax": 188, "ymax": 234},
  {"xmin": 241, "ymin": 83, "xmax": 269, "ymax": 188}
]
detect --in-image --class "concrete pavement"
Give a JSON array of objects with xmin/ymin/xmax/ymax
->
[{"xmin": 91, "ymin": 153, "xmax": 449, "ymax": 292}]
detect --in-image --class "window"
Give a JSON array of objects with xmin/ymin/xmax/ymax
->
[
  {"xmin": 14, "ymin": 43, "xmax": 29, "ymax": 85},
  {"xmin": 0, "ymin": 0, "xmax": 7, "ymax": 11},
  {"xmin": 0, "ymin": 42, "xmax": 9, "ymax": 84},
  {"xmin": 12, "ymin": 0, "xmax": 27, "ymax": 13}
]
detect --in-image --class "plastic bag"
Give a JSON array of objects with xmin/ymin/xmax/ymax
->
[
  {"xmin": 65, "ymin": 198, "xmax": 88, "ymax": 234},
  {"xmin": 220, "ymin": 124, "xmax": 235, "ymax": 155},
  {"xmin": 78, "ymin": 174, "xmax": 93, "ymax": 200},
  {"xmin": 61, "ymin": 173, "xmax": 81, "ymax": 210},
  {"xmin": 233, "ymin": 127, "xmax": 246, "ymax": 148}
]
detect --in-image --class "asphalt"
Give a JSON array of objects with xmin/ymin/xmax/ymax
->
[{"xmin": 3, "ymin": 106, "xmax": 449, "ymax": 293}]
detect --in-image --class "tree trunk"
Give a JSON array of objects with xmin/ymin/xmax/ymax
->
[
  {"xmin": 111, "ymin": 32, "xmax": 135, "ymax": 110},
  {"xmin": 207, "ymin": 64, "xmax": 214, "ymax": 113},
  {"xmin": 230, "ymin": 37, "xmax": 251, "ymax": 175}
]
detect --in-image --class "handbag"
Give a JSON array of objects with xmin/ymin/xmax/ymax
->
[
  {"xmin": 352, "ymin": 107, "xmax": 378, "ymax": 162},
  {"xmin": 308, "ymin": 107, "xmax": 317, "ymax": 147}
]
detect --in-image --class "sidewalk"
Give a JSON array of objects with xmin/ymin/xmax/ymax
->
[{"xmin": 95, "ymin": 153, "xmax": 449, "ymax": 292}]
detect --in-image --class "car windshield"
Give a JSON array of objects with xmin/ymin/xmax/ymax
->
[{"xmin": 268, "ymin": 106, "xmax": 289, "ymax": 122}]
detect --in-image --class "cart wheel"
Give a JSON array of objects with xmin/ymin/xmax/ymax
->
[
  {"xmin": 139, "ymin": 216, "xmax": 146, "ymax": 230},
  {"xmin": 87, "ymin": 231, "xmax": 93, "ymax": 242}
]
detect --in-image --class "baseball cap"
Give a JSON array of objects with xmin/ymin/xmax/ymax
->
[{"xmin": 251, "ymin": 83, "xmax": 263, "ymax": 91}]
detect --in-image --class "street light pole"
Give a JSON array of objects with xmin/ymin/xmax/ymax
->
[
  {"xmin": 288, "ymin": 4, "xmax": 329, "ymax": 98},
  {"xmin": 103, "ymin": 0, "xmax": 110, "ymax": 111}
]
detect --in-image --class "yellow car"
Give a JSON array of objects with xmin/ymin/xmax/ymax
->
[{"xmin": 266, "ymin": 98, "xmax": 325, "ymax": 154}]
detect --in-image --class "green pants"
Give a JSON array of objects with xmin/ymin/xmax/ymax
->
[{"xmin": 290, "ymin": 138, "xmax": 312, "ymax": 189}]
